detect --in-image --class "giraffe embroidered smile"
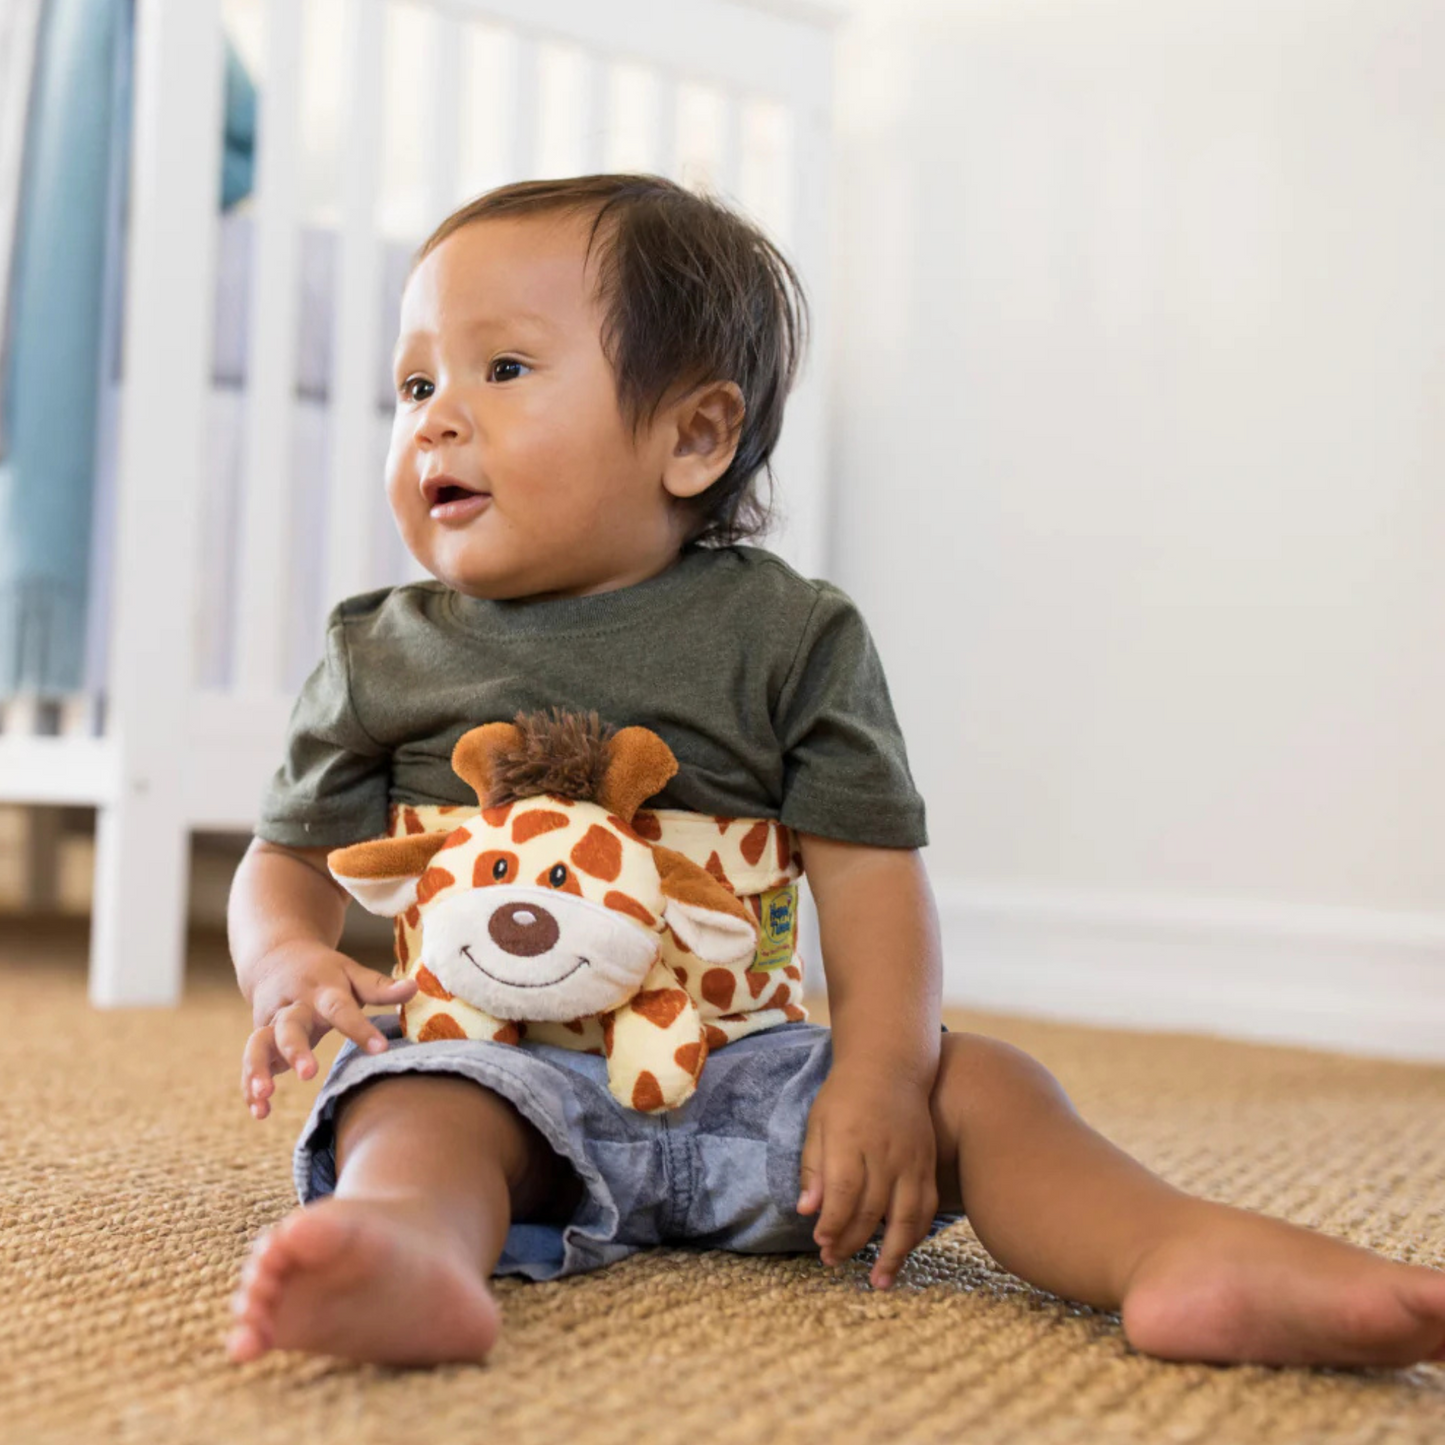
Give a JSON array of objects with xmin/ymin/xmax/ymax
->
[{"xmin": 460, "ymin": 943, "xmax": 589, "ymax": 990}]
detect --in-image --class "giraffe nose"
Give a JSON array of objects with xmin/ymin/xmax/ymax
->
[{"xmin": 488, "ymin": 902, "xmax": 560, "ymax": 956}]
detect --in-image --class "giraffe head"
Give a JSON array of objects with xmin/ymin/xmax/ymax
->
[{"xmin": 328, "ymin": 714, "xmax": 757, "ymax": 1023}]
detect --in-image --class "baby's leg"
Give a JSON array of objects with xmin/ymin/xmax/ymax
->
[
  {"xmin": 930, "ymin": 1033, "xmax": 1445, "ymax": 1367},
  {"xmin": 227, "ymin": 1073, "xmax": 579, "ymax": 1365}
]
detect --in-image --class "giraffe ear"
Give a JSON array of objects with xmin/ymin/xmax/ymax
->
[
  {"xmin": 328, "ymin": 832, "xmax": 451, "ymax": 916},
  {"xmin": 653, "ymin": 846, "xmax": 757, "ymax": 964},
  {"xmin": 596, "ymin": 727, "xmax": 678, "ymax": 821},
  {"xmin": 452, "ymin": 722, "xmax": 524, "ymax": 803}
]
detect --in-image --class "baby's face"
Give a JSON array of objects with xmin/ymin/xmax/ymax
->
[{"xmin": 386, "ymin": 213, "xmax": 683, "ymax": 599}]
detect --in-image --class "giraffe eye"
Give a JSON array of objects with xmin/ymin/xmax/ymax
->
[
  {"xmin": 548, "ymin": 863, "xmax": 568, "ymax": 888},
  {"xmin": 492, "ymin": 857, "xmax": 509, "ymax": 881}
]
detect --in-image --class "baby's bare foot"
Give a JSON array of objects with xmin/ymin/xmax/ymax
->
[
  {"xmin": 226, "ymin": 1196, "xmax": 500, "ymax": 1366},
  {"xmin": 1121, "ymin": 1202, "xmax": 1445, "ymax": 1368}
]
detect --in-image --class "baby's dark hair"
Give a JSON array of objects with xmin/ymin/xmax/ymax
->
[{"xmin": 414, "ymin": 174, "xmax": 808, "ymax": 547}]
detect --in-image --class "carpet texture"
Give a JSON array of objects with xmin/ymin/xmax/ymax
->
[{"xmin": 2, "ymin": 919, "xmax": 1443, "ymax": 1445}]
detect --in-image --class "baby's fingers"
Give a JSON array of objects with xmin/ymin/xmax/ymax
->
[
  {"xmin": 346, "ymin": 962, "xmax": 418, "ymax": 1009},
  {"xmin": 272, "ymin": 1001, "xmax": 323, "ymax": 1081},
  {"xmin": 813, "ymin": 1150, "xmax": 869, "ymax": 1266},
  {"xmin": 240, "ymin": 1027, "xmax": 288, "ymax": 1120},
  {"xmin": 870, "ymin": 1180, "xmax": 936, "ymax": 1290},
  {"xmin": 315, "ymin": 982, "xmax": 398, "ymax": 1059}
]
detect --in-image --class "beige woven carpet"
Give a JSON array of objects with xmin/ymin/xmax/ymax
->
[{"xmin": 3, "ymin": 920, "xmax": 1444, "ymax": 1445}]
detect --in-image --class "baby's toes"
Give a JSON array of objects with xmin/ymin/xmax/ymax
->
[{"xmin": 225, "ymin": 1318, "xmax": 271, "ymax": 1364}]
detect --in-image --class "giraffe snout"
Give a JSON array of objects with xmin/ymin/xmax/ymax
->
[{"xmin": 488, "ymin": 901, "xmax": 561, "ymax": 956}]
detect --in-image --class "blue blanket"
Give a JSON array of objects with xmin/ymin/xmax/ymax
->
[{"xmin": 0, "ymin": 0, "xmax": 253, "ymax": 699}]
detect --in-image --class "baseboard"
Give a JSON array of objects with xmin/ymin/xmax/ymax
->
[{"xmin": 935, "ymin": 883, "xmax": 1445, "ymax": 1063}]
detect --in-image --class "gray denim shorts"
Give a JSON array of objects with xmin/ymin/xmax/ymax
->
[{"xmin": 295, "ymin": 1014, "xmax": 879, "ymax": 1280}]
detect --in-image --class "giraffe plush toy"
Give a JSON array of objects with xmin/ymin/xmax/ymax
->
[{"xmin": 327, "ymin": 713, "xmax": 760, "ymax": 1112}]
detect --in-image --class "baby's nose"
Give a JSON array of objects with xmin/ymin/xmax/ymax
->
[{"xmin": 488, "ymin": 902, "xmax": 561, "ymax": 957}]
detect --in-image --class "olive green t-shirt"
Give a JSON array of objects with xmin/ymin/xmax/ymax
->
[{"xmin": 257, "ymin": 544, "xmax": 927, "ymax": 851}]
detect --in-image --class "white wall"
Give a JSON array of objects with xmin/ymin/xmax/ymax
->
[{"xmin": 830, "ymin": 0, "xmax": 1445, "ymax": 1057}]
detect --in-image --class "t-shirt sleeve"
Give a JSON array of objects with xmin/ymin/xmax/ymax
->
[
  {"xmin": 773, "ymin": 582, "xmax": 928, "ymax": 848},
  {"xmin": 255, "ymin": 613, "xmax": 391, "ymax": 847}
]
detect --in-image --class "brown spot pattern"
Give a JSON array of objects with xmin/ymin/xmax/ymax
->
[
  {"xmin": 776, "ymin": 824, "xmax": 790, "ymax": 871},
  {"xmin": 666, "ymin": 924, "xmax": 692, "ymax": 954},
  {"xmin": 784, "ymin": 1004, "xmax": 805, "ymax": 1022},
  {"xmin": 630, "ymin": 812, "xmax": 663, "ymax": 842},
  {"xmin": 604, "ymin": 891, "xmax": 656, "ymax": 927},
  {"xmin": 701, "ymin": 968, "xmax": 736, "ymax": 1010},
  {"xmin": 418, "ymin": 1012, "xmax": 465, "ymax": 1042},
  {"xmin": 563, "ymin": 1019, "xmax": 585, "ymax": 1034},
  {"xmin": 473, "ymin": 849, "xmax": 519, "ymax": 887},
  {"xmin": 405, "ymin": 904, "xmax": 421, "ymax": 929},
  {"xmin": 632, "ymin": 988, "xmax": 688, "ymax": 1030},
  {"xmin": 745, "ymin": 967, "xmax": 769, "ymax": 999},
  {"xmin": 740, "ymin": 820, "xmax": 770, "ymax": 866},
  {"xmin": 481, "ymin": 803, "xmax": 513, "ymax": 828},
  {"xmin": 393, "ymin": 917, "xmax": 409, "ymax": 966},
  {"xmin": 571, "ymin": 824, "xmax": 623, "ymax": 882},
  {"xmin": 704, "ymin": 851, "xmax": 735, "ymax": 892},
  {"xmin": 537, "ymin": 865, "xmax": 583, "ymax": 896},
  {"xmin": 674, "ymin": 1040, "xmax": 706, "ymax": 1077},
  {"xmin": 513, "ymin": 809, "xmax": 570, "ymax": 843},
  {"xmin": 772, "ymin": 983, "xmax": 792, "ymax": 1009},
  {"xmin": 673, "ymin": 965, "xmax": 688, "ymax": 985},
  {"xmin": 492, "ymin": 1022, "xmax": 523, "ymax": 1045},
  {"xmin": 416, "ymin": 866, "xmax": 456, "ymax": 906},
  {"xmin": 443, "ymin": 826, "xmax": 471, "ymax": 849},
  {"xmin": 602, "ymin": 1015, "xmax": 615, "ymax": 1058},
  {"xmin": 704, "ymin": 1025, "xmax": 728, "ymax": 1051},
  {"xmin": 403, "ymin": 807, "xmax": 425, "ymax": 835},
  {"xmin": 784, "ymin": 964, "xmax": 802, "ymax": 981},
  {"xmin": 632, "ymin": 1071, "xmax": 665, "ymax": 1111},
  {"xmin": 416, "ymin": 965, "xmax": 453, "ymax": 1000}
]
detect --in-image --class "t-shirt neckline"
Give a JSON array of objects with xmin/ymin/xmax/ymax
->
[{"xmin": 447, "ymin": 545, "xmax": 714, "ymax": 636}]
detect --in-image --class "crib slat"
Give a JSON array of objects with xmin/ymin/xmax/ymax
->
[
  {"xmin": 435, "ymin": 0, "xmax": 829, "ymax": 104},
  {"xmin": 234, "ymin": 0, "xmax": 305, "ymax": 695},
  {"xmin": 324, "ymin": 0, "xmax": 387, "ymax": 611},
  {"xmin": 718, "ymin": 92, "xmax": 742, "ymax": 200},
  {"xmin": 760, "ymin": 99, "xmax": 830, "ymax": 580},
  {"xmin": 656, "ymin": 74, "xmax": 680, "ymax": 179},
  {"xmin": 578, "ymin": 52, "xmax": 606, "ymax": 173},
  {"xmin": 506, "ymin": 32, "xmax": 540, "ymax": 181},
  {"xmin": 426, "ymin": 11, "xmax": 466, "ymax": 224},
  {"xmin": 92, "ymin": 0, "xmax": 227, "ymax": 1004}
]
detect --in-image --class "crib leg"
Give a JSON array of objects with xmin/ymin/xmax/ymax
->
[{"xmin": 88, "ymin": 796, "xmax": 191, "ymax": 1006}]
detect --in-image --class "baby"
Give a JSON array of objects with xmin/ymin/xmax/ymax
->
[{"xmin": 226, "ymin": 174, "xmax": 1445, "ymax": 1369}]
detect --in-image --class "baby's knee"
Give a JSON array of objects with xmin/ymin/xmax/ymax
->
[{"xmin": 931, "ymin": 1032, "xmax": 1074, "ymax": 1135}]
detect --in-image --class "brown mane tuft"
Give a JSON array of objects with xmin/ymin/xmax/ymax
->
[{"xmin": 486, "ymin": 709, "xmax": 617, "ymax": 808}]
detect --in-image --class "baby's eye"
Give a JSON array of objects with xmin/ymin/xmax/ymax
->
[
  {"xmin": 399, "ymin": 375, "xmax": 433, "ymax": 403},
  {"xmin": 488, "ymin": 357, "xmax": 529, "ymax": 383}
]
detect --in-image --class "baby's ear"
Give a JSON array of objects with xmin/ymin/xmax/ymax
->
[
  {"xmin": 662, "ymin": 381, "xmax": 746, "ymax": 501},
  {"xmin": 328, "ymin": 832, "xmax": 451, "ymax": 916}
]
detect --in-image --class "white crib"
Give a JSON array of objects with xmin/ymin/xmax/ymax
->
[{"xmin": 0, "ymin": 0, "xmax": 844, "ymax": 1005}]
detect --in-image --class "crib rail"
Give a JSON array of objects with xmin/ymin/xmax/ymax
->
[{"xmin": 0, "ymin": 0, "xmax": 844, "ymax": 1004}]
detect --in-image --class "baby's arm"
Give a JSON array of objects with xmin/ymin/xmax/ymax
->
[
  {"xmin": 229, "ymin": 838, "xmax": 417, "ymax": 1119},
  {"xmin": 795, "ymin": 834, "xmax": 944, "ymax": 1288}
]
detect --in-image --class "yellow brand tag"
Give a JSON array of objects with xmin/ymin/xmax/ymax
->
[{"xmin": 753, "ymin": 883, "xmax": 798, "ymax": 970}]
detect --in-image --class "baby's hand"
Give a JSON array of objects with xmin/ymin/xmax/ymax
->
[
  {"xmin": 241, "ymin": 942, "xmax": 417, "ymax": 1120},
  {"xmin": 796, "ymin": 1064, "xmax": 939, "ymax": 1290}
]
